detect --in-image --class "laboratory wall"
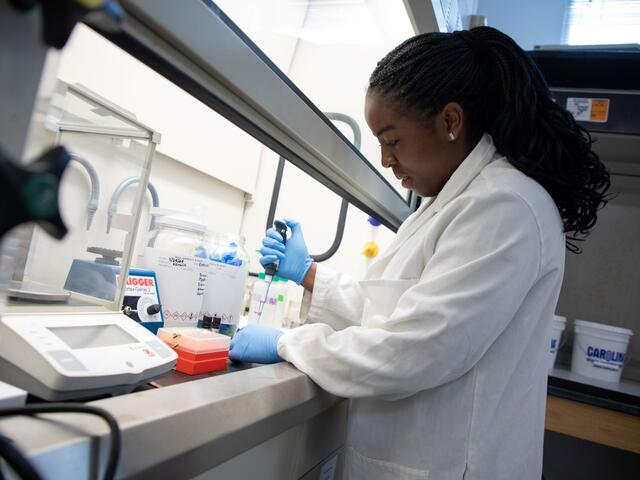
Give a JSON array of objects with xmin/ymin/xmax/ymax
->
[{"xmin": 475, "ymin": 0, "xmax": 569, "ymax": 49}]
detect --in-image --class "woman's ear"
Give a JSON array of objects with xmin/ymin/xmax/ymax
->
[{"xmin": 439, "ymin": 102, "xmax": 464, "ymax": 142}]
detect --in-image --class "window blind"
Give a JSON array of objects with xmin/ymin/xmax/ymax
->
[{"xmin": 564, "ymin": 0, "xmax": 640, "ymax": 45}]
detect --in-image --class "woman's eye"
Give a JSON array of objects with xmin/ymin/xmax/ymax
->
[{"xmin": 386, "ymin": 139, "xmax": 399, "ymax": 147}]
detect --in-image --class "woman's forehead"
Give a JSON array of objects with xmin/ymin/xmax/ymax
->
[{"xmin": 365, "ymin": 93, "xmax": 401, "ymax": 123}]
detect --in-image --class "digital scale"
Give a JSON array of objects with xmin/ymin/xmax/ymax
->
[{"xmin": 0, "ymin": 312, "xmax": 177, "ymax": 401}]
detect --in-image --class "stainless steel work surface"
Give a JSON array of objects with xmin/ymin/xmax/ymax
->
[{"xmin": 0, "ymin": 363, "xmax": 344, "ymax": 479}]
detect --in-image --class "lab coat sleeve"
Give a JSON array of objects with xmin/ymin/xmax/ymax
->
[
  {"xmin": 278, "ymin": 189, "xmax": 544, "ymax": 399},
  {"xmin": 300, "ymin": 263, "xmax": 366, "ymax": 331}
]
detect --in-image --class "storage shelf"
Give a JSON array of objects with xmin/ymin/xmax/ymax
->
[{"xmin": 548, "ymin": 366, "xmax": 640, "ymax": 416}]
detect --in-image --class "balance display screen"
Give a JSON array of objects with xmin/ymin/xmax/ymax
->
[{"xmin": 48, "ymin": 325, "xmax": 138, "ymax": 349}]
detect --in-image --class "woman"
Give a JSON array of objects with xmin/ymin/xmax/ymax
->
[{"xmin": 230, "ymin": 27, "xmax": 609, "ymax": 479}]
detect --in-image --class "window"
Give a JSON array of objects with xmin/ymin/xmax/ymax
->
[{"xmin": 564, "ymin": 0, "xmax": 640, "ymax": 45}]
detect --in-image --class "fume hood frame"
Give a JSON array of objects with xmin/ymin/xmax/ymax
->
[{"xmin": 84, "ymin": 0, "xmax": 419, "ymax": 232}]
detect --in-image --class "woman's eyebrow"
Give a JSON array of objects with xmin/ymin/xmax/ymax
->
[{"xmin": 375, "ymin": 125, "xmax": 396, "ymax": 137}]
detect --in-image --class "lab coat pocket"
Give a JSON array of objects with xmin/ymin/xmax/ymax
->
[
  {"xmin": 359, "ymin": 278, "xmax": 418, "ymax": 322},
  {"xmin": 346, "ymin": 447, "xmax": 429, "ymax": 480}
]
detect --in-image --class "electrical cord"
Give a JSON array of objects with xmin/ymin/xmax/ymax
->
[{"xmin": 0, "ymin": 404, "xmax": 121, "ymax": 480}]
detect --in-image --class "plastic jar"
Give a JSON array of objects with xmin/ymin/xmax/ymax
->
[
  {"xmin": 548, "ymin": 315, "xmax": 566, "ymax": 371},
  {"xmin": 200, "ymin": 233, "xmax": 250, "ymax": 337},
  {"xmin": 247, "ymin": 273, "xmax": 277, "ymax": 326},
  {"xmin": 273, "ymin": 278, "xmax": 289, "ymax": 328},
  {"xmin": 571, "ymin": 319, "xmax": 633, "ymax": 382},
  {"xmin": 246, "ymin": 274, "xmax": 289, "ymax": 329},
  {"xmin": 141, "ymin": 209, "xmax": 208, "ymax": 328}
]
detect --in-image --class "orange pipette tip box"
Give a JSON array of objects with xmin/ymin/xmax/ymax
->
[
  {"xmin": 157, "ymin": 327, "xmax": 230, "ymax": 375},
  {"xmin": 174, "ymin": 353, "xmax": 228, "ymax": 375}
]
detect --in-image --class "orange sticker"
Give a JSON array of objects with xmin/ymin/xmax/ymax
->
[{"xmin": 589, "ymin": 99, "xmax": 609, "ymax": 123}]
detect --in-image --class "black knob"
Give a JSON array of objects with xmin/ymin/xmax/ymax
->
[{"xmin": 0, "ymin": 146, "xmax": 70, "ymax": 240}]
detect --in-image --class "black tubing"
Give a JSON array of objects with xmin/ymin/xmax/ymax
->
[
  {"xmin": 265, "ymin": 112, "xmax": 361, "ymax": 262},
  {"xmin": 311, "ymin": 197, "xmax": 349, "ymax": 262},
  {"xmin": 266, "ymin": 156, "xmax": 286, "ymax": 231}
]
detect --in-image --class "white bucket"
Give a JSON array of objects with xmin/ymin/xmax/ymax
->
[
  {"xmin": 571, "ymin": 319, "xmax": 633, "ymax": 382},
  {"xmin": 548, "ymin": 315, "xmax": 566, "ymax": 371}
]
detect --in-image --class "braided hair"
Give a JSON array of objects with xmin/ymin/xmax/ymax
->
[{"xmin": 368, "ymin": 26, "xmax": 610, "ymax": 253}]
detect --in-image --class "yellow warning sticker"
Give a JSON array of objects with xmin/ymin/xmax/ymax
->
[
  {"xmin": 590, "ymin": 99, "xmax": 610, "ymax": 122},
  {"xmin": 566, "ymin": 97, "xmax": 610, "ymax": 123}
]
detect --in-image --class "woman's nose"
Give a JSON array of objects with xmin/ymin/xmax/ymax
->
[
  {"xmin": 379, "ymin": 145, "xmax": 395, "ymax": 168},
  {"xmin": 381, "ymin": 154, "xmax": 395, "ymax": 169}
]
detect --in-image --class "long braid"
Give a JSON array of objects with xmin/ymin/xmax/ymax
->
[{"xmin": 369, "ymin": 26, "xmax": 610, "ymax": 253}]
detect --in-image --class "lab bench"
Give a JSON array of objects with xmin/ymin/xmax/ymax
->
[
  {"xmin": 3, "ymin": 365, "xmax": 640, "ymax": 480},
  {"xmin": 544, "ymin": 368, "xmax": 640, "ymax": 479},
  {"xmin": 0, "ymin": 363, "xmax": 346, "ymax": 479}
]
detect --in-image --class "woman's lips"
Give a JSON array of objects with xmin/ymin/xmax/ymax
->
[{"xmin": 393, "ymin": 169, "xmax": 412, "ymax": 189}]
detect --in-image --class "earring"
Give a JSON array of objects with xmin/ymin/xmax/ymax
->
[{"xmin": 448, "ymin": 132, "xmax": 456, "ymax": 141}]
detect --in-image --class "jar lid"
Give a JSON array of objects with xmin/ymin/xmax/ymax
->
[
  {"xmin": 574, "ymin": 319, "xmax": 633, "ymax": 336},
  {"xmin": 151, "ymin": 208, "xmax": 207, "ymax": 234}
]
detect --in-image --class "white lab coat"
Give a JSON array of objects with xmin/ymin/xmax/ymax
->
[{"xmin": 277, "ymin": 134, "xmax": 565, "ymax": 480}]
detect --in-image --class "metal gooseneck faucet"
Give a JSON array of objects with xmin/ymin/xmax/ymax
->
[{"xmin": 107, "ymin": 177, "xmax": 159, "ymax": 234}]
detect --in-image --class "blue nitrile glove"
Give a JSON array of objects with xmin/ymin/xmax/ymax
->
[
  {"xmin": 260, "ymin": 219, "xmax": 313, "ymax": 284},
  {"xmin": 229, "ymin": 324, "xmax": 283, "ymax": 364}
]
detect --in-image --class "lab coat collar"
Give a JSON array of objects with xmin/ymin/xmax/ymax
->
[
  {"xmin": 366, "ymin": 134, "xmax": 497, "ymax": 279},
  {"xmin": 431, "ymin": 133, "xmax": 496, "ymax": 214}
]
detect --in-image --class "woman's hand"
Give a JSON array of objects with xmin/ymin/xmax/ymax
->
[
  {"xmin": 260, "ymin": 219, "xmax": 314, "ymax": 286},
  {"xmin": 229, "ymin": 324, "xmax": 283, "ymax": 364}
]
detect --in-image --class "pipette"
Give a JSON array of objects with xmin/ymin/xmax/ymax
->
[{"xmin": 257, "ymin": 220, "xmax": 288, "ymax": 322}]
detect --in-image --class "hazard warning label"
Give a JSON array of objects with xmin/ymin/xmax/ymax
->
[{"xmin": 566, "ymin": 97, "xmax": 610, "ymax": 123}]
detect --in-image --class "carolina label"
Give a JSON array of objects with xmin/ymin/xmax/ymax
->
[
  {"xmin": 587, "ymin": 346, "xmax": 624, "ymax": 363},
  {"xmin": 586, "ymin": 345, "xmax": 624, "ymax": 371}
]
